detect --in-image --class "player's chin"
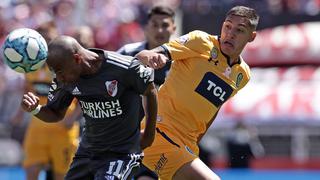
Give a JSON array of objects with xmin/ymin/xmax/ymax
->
[
  {"xmin": 155, "ymin": 37, "xmax": 166, "ymax": 44},
  {"xmin": 221, "ymin": 46, "xmax": 234, "ymax": 56}
]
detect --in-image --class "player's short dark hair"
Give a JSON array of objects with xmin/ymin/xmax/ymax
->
[
  {"xmin": 226, "ymin": 6, "xmax": 259, "ymax": 30},
  {"xmin": 147, "ymin": 5, "xmax": 175, "ymax": 21}
]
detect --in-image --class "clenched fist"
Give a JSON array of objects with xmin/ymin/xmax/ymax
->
[{"xmin": 135, "ymin": 50, "xmax": 168, "ymax": 69}]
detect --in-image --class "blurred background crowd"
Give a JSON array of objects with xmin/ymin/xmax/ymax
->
[
  {"xmin": 1, "ymin": 0, "xmax": 320, "ymax": 179},
  {"xmin": 0, "ymin": 0, "xmax": 319, "ymax": 50}
]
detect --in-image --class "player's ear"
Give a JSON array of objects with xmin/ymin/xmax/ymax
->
[
  {"xmin": 249, "ymin": 31, "xmax": 256, "ymax": 42},
  {"xmin": 172, "ymin": 24, "xmax": 177, "ymax": 32},
  {"xmin": 73, "ymin": 53, "xmax": 82, "ymax": 64},
  {"xmin": 171, "ymin": 19, "xmax": 177, "ymax": 32}
]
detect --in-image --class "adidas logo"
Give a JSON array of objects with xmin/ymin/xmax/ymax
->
[{"xmin": 72, "ymin": 87, "xmax": 81, "ymax": 95}]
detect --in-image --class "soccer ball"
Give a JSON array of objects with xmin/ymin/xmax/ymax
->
[{"xmin": 1, "ymin": 28, "xmax": 48, "ymax": 73}]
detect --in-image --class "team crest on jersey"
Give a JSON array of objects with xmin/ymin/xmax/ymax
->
[
  {"xmin": 105, "ymin": 80, "xmax": 118, "ymax": 97},
  {"xmin": 178, "ymin": 34, "xmax": 189, "ymax": 44},
  {"xmin": 210, "ymin": 47, "xmax": 218, "ymax": 59},
  {"xmin": 236, "ymin": 73, "xmax": 243, "ymax": 87},
  {"xmin": 195, "ymin": 72, "xmax": 233, "ymax": 107}
]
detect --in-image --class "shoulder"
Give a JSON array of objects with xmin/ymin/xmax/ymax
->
[
  {"xmin": 177, "ymin": 30, "xmax": 214, "ymax": 45},
  {"xmin": 185, "ymin": 30, "xmax": 214, "ymax": 42},
  {"xmin": 117, "ymin": 42, "xmax": 146, "ymax": 56},
  {"xmin": 174, "ymin": 30, "xmax": 214, "ymax": 53},
  {"xmin": 105, "ymin": 51, "xmax": 135, "ymax": 70},
  {"xmin": 189, "ymin": 30, "xmax": 211, "ymax": 38}
]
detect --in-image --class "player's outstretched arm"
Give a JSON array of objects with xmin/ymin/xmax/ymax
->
[
  {"xmin": 135, "ymin": 47, "xmax": 168, "ymax": 69},
  {"xmin": 140, "ymin": 82, "xmax": 158, "ymax": 149},
  {"xmin": 21, "ymin": 92, "xmax": 67, "ymax": 123}
]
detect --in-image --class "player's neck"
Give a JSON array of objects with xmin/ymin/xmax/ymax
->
[
  {"xmin": 82, "ymin": 56, "xmax": 103, "ymax": 75},
  {"xmin": 147, "ymin": 42, "xmax": 161, "ymax": 50},
  {"xmin": 220, "ymin": 50, "xmax": 240, "ymax": 66},
  {"xmin": 229, "ymin": 56, "xmax": 240, "ymax": 65}
]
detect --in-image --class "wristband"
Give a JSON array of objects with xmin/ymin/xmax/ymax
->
[{"xmin": 30, "ymin": 105, "xmax": 42, "ymax": 115}]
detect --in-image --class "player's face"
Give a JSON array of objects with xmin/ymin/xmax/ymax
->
[
  {"xmin": 220, "ymin": 15, "xmax": 256, "ymax": 59},
  {"xmin": 145, "ymin": 14, "xmax": 176, "ymax": 48},
  {"xmin": 48, "ymin": 57, "xmax": 81, "ymax": 84}
]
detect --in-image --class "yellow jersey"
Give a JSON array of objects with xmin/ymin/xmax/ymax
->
[{"xmin": 157, "ymin": 30, "xmax": 251, "ymax": 144}]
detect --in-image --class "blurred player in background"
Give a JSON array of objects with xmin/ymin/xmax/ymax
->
[
  {"xmin": 118, "ymin": 5, "xmax": 176, "ymax": 89},
  {"xmin": 117, "ymin": 5, "xmax": 175, "ymax": 180},
  {"xmin": 226, "ymin": 121, "xmax": 264, "ymax": 168},
  {"xmin": 22, "ymin": 21, "xmax": 81, "ymax": 180},
  {"xmin": 136, "ymin": 6, "xmax": 260, "ymax": 180},
  {"xmin": 21, "ymin": 35, "xmax": 158, "ymax": 180}
]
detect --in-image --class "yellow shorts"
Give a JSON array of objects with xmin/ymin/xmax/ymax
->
[
  {"xmin": 143, "ymin": 127, "xmax": 198, "ymax": 180},
  {"xmin": 23, "ymin": 122, "xmax": 79, "ymax": 174}
]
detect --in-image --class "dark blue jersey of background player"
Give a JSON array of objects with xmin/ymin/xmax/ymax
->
[
  {"xmin": 21, "ymin": 36, "xmax": 158, "ymax": 180},
  {"xmin": 46, "ymin": 49, "xmax": 154, "ymax": 154}
]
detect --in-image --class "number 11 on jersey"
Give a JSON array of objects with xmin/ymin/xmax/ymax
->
[{"xmin": 106, "ymin": 160, "xmax": 124, "ymax": 178}]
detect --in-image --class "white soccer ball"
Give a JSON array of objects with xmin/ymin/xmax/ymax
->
[{"xmin": 1, "ymin": 28, "xmax": 48, "ymax": 73}]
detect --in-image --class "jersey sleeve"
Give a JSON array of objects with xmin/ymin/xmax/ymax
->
[
  {"xmin": 126, "ymin": 58, "xmax": 154, "ymax": 94},
  {"xmin": 162, "ymin": 30, "xmax": 213, "ymax": 61},
  {"xmin": 46, "ymin": 79, "xmax": 74, "ymax": 111},
  {"xmin": 116, "ymin": 45, "xmax": 126, "ymax": 55}
]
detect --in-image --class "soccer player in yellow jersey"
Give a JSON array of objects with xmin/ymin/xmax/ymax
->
[
  {"xmin": 136, "ymin": 6, "xmax": 259, "ymax": 180},
  {"xmin": 22, "ymin": 22, "xmax": 81, "ymax": 180}
]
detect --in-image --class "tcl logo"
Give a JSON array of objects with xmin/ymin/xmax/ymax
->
[
  {"xmin": 195, "ymin": 72, "xmax": 233, "ymax": 107},
  {"xmin": 206, "ymin": 80, "xmax": 227, "ymax": 101}
]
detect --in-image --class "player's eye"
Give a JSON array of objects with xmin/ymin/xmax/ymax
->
[
  {"xmin": 237, "ymin": 28, "xmax": 244, "ymax": 33},
  {"xmin": 225, "ymin": 24, "xmax": 231, "ymax": 30},
  {"xmin": 152, "ymin": 23, "xmax": 159, "ymax": 28},
  {"xmin": 162, "ymin": 23, "xmax": 169, "ymax": 29}
]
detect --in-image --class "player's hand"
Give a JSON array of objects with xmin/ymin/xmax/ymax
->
[
  {"xmin": 135, "ymin": 50, "xmax": 168, "ymax": 69},
  {"xmin": 21, "ymin": 92, "xmax": 40, "ymax": 112}
]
